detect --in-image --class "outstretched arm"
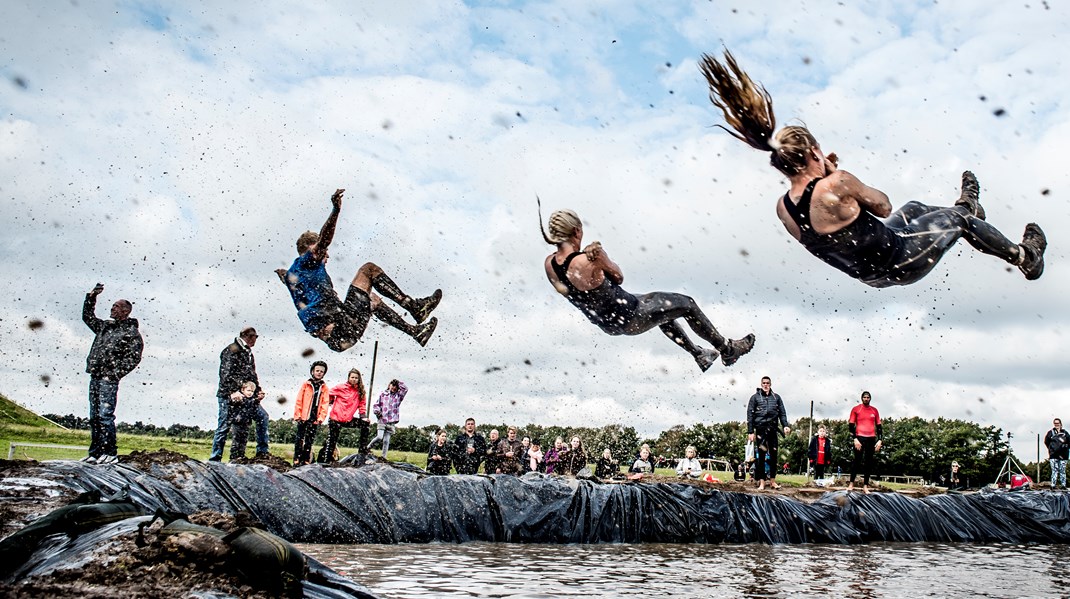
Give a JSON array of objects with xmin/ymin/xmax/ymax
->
[
  {"xmin": 312, "ymin": 189, "xmax": 345, "ymax": 261},
  {"xmin": 82, "ymin": 284, "xmax": 104, "ymax": 333}
]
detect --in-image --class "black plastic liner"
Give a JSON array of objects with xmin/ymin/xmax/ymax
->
[{"xmin": 17, "ymin": 460, "xmax": 1070, "ymax": 545}]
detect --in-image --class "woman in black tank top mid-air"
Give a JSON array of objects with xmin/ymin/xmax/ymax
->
[
  {"xmin": 699, "ymin": 51, "xmax": 1046, "ymax": 288},
  {"xmin": 540, "ymin": 203, "xmax": 755, "ymax": 372}
]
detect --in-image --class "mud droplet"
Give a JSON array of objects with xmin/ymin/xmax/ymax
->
[
  {"xmin": 301, "ymin": 348, "xmax": 315, "ymax": 358},
  {"xmin": 27, "ymin": 318, "xmax": 44, "ymax": 330}
]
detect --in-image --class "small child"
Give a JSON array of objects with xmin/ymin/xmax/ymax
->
[
  {"xmin": 293, "ymin": 361, "xmax": 330, "ymax": 466},
  {"xmin": 228, "ymin": 381, "xmax": 259, "ymax": 461}
]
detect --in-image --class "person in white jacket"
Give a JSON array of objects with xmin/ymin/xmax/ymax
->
[{"xmin": 676, "ymin": 445, "xmax": 703, "ymax": 479}]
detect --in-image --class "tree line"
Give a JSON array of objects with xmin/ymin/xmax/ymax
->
[{"xmin": 44, "ymin": 413, "xmax": 1049, "ymax": 484}]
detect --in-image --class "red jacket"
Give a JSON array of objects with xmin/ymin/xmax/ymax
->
[
  {"xmin": 328, "ymin": 382, "xmax": 366, "ymax": 423},
  {"xmin": 293, "ymin": 379, "xmax": 330, "ymax": 423}
]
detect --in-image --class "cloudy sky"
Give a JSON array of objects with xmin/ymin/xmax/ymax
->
[{"xmin": 2, "ymin": 0, "xmax": 1066, "ymax": 460}]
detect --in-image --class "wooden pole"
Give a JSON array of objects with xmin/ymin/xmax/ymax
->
[
  {"xmin": 806, "ymin": 400, "xmax": 814, "ymax": 484},
  {"xmin": 367, "ymin": 340, "xmax": 379, "ymax": 402}
]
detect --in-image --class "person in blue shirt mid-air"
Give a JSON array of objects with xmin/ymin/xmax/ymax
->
[{"xmin": 277, "ymin": 188, "xmax": 441, "ymax": 352}]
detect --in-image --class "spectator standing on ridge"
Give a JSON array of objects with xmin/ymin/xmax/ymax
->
[
  {"xmin": 369, "ymin": 379, "xmax": 407, "ymax": 459},
  {"xmin": 947, "ymin": 461, "xmax": 964, "ymax": 491},
  {"xmin": 484, "ymin": 429, "xmax": 501, "ymax": 473},
  {"xmin": 210, "ymin": 327, "xmax": 270, "ymax": 462},
  {"xmin": 747, "ymin": 376, "xmax": 790, "ymax": 491},
  {"xmin": 81, "ymin": 283, "xmax": 144, "ymax": 465},
  {"xmin": 848, "ymin": 391, "xmax": 883, "ymax": 493},
  {"xmin": 630, "ymin": 447, "xmax": 654, "ymax": 477},
  {"xmin": 808, "ymin": 425, "xmax": 833, "ymax": 480},
  {"xmin": 1044, "ymin": 418, "xmax": 1069, "ymax": 489},
  {"xmin": 452, "ymin": 418, "xmax": 486, "ymax": 475},
  {"xmin": 426, "ymin": 430, "xmax": 451, "ymax": 475},
  {"xmin": 596, "ymin": 448, "xmax": 620, "ymax": 478},
  {"xmin": 559, "ymin": 436, "xmax": 588, "ymax": 476},
  {"xmin": 496, "ymin": 427, "xmax": 525, "ymax": 475},
  {"xmin": 527, "ymin": 441, "xmax": 544, "ymax": 473},
  {"xmin": 293, "ymin": 361, "xmax": 330, "ymax": 466},
  {"xmin": 318, "ymin": 368, "xmax": 371, "ymax": 463},
  {"xmin": 543, "ymin": 436, "xmax": 564, "ymax": 475}
]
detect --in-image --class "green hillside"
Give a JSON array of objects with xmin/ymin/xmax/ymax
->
[{"xmin": 0, "ymin": 394, "xmax": 57, "ymax": 428}]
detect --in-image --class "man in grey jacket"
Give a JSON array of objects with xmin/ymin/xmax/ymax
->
[
  {"xmin": 746, "ymin": 376, "xmax": 790, "ymax": 490},
  {"xmin": 82, "ymin": 283, "xmax": 144, "ymax": 464}
]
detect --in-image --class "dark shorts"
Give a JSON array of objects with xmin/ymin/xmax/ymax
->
[{"xmin": 322, "ymin": 285, "xmax": 372, "ymax": 352}]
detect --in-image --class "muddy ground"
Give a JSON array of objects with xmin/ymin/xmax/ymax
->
[{"xmin": 3, "ymin": 509, "xmax": 280, "ymax": 599}]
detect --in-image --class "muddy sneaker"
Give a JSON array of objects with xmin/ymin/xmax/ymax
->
[
  {"xmin": 97, "ymin": 455, "xmax": 118, "ymax": 465},
  {"xmin": 413, "ymin": 316, "xmax": 438, "ymax": 347},
  {"xmin": 408, "ymin": 289, "xmax": 442, "ymax": 324},
  {"xmin": 954, "ymin": 170, "xmax": 985, "ymax": 220},
  {"xmin": 80, "ymin": 456, "xmax": 97, "ymax": 464},
  {"xmin": 1017, "ymin": 223, "xmax": 1046, "ymax": 280},
  {"xmin": 721, "ymin": 333, "xmax": 756, "ymax": 367},
  {"xmin": 694, "ymin": 348, "xmax": 721, "ymax": 372}
]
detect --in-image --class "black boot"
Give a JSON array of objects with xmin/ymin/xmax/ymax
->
[{"xmin": 720, "ymin": 334, "xmax": 756, "ymax": 367}]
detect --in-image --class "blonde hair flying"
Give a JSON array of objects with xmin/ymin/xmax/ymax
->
[{"xmin": 699, "ymin": 50, "xmax": 817, "ymax": 177}]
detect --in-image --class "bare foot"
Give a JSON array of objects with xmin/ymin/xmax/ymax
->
[
  {"xmin": 757, "ymin": 482, "xmax": 765, "ymax": 491},
  {"xmin": 770, "ymin": 482, "xmax": 782, "ymax": 490},
  {"xmin": 863, "ymin": 486, "xmax": 870, "ymax": 494},
  {"xmin": 846, "ymin": 483, "xmax": 854, "ymax": 492}
]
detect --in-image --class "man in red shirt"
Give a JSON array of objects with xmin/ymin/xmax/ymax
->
[{"xmin": 848, "ymin": 391, "xmax": 883, "ymax": 492}]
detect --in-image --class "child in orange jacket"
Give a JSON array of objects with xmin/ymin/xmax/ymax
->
[{"xmin": 293, "ymin": 360, "xmax": 330, "ymax": 466}]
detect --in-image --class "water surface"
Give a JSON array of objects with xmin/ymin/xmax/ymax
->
[{"xmin": 300, "ymin": 541, "xmax": 1070, "ymax": 598}]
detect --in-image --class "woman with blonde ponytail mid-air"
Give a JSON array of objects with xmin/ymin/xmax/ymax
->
[
  {"xmin": 698, "ymin": 50, "xmax": 1046, "ymax": 287},
  {"xmin": 539, "ymin": 201, "xmax": 754, "ymax": 372}
]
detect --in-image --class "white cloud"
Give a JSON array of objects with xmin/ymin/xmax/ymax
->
[{"xmin": 1, "ymin": 0, "xmax": 1067, "ymax": 460}]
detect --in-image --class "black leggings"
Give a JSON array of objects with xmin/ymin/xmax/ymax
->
[
  {"xmin": 754, "ymin": 428, "xmax": 779, "ymax": 481},
  {"xmin": 850, "ymin": 436, "xmax": 878, "ymax": 485},
  {"xmin": 318, "ymin": 418, "xmax": 370, "ymax": 463},
  {"xmin": 293, "ymin": 420, "xmax": 319, "ymax": 465},
  {"xmin": 611, "ymin": 292, "xmax": 729, "ymax": 360},
  {"xmin": 864, "ymin": 202, "xmax": 1020, "ymax": 287}
]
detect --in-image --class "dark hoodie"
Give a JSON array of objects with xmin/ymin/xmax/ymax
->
[
  {"xmin": 747, "ymin": 387, "xmax": 788, "ymax": 433},
  {"xmin": 83, "ymin": 293, "xmax": 144, "ymax": 380}
]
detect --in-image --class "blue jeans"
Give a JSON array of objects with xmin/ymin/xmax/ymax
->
[
  {"xmin": 1051, "ymin": 458, "xmax": 1067, "ymax": 487},
  {"xmin": 88, "ymin": 376, "xmax": 119, "ymax": 458},
  {"xmin": 210, "ymin": 396, "xmax": 270, "ymax": 460}
]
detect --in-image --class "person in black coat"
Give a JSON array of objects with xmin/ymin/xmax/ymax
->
[
  {"xmin": 746, "ymin": 376, "xmax": 790, "ymax": 490},
  {"xmin": 452, "ymin": 417, "xmax": 487, "ymax": 475},
  {"xmin": 427, "ymin": 430, "xmax": 452, "ymax": 475}
]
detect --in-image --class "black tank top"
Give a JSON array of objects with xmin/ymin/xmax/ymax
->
[
  {"xmin": 782, "ymin": 178, "xmax": 902, "ymax": 281},
  {"xmin": 551, "ymin": 252, "xmax": 638, "ymax": 334}
]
